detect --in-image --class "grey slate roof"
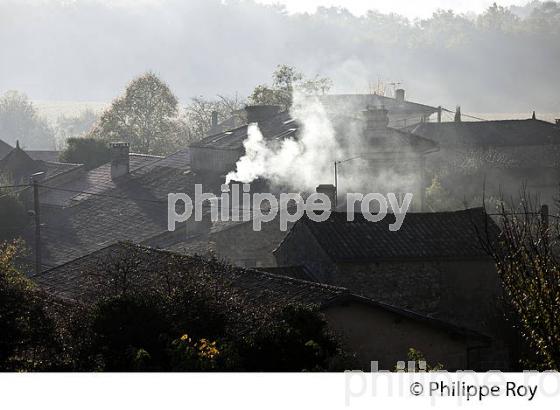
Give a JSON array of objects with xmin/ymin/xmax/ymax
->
[
  {"xmin": 40, "ymin": 153, "xmax": 163, "ymax": 207},
  {"xmin": 315, "ymin": 94, "xmax": 438, "ymax": 116},
  {"xmin": 279, "ymin": 208, "xmax": 499, "ymax": 262},
  {"xmin": 0, "ymin": 139, "xmax": 12, "ymax": 160},
  {"xmin": 259, "ymin": 265, "xmax": 319, "ymax": 282},
  {"xmin": 41, "ymin": 161, "xmax": 83, "ymax": 180},
  {"xmin": 0, "ymin": 145, "xmax": 82, "ymax": 184},
  {"xmin": 32, "ymin": 242, "xmax": 345, "ymax": 307},
  {"xmin": 26, "ymin": 150, "xmax": 61, "ymax": 162},
  {"xmin": 191, "ymin": 111, "xmax": 295, "ymax": 150},
  {"xmin": 407, "ymin": 119, "xmax": 560, "ymax": 147},
  {"xmin": 28, "ymin": 150, "xmax": 195, "ymax": 268},
  {"xmin": 32, "ymin": 242, "xmax": 488, "ymax": 340}
]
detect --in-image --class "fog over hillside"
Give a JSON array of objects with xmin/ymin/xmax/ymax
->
[{"xmin": 0, "ymin": 0, "xmax": 559, "ymax": 112}]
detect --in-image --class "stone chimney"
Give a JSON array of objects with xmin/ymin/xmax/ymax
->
[
  {"xmin": 211, "ymin": 110, "xmax": 219, "ymax": 127},
  {"xmin": 110, "ymin": 142, "xmax": 130, "ymax": 180},
  {"xmin": 362, "ymin": 106, "xmax": 389, "ymax": 132},
  {"xmin": 316, "ymin": 184, "xmax": 337, "ymax": 211},
  {"xmin": 395, "ymin": 88, "xmax": 405, "ymax": 103},
  {"xmin": 455, "ymin": 106, "xmax": 462, "ymax": 122},
  {"xmin": 245, "ymin": 105, "xmax": 281, "ymax": 124}
]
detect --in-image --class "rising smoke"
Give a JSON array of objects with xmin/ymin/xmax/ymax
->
[
  {"xmin": 226, "ymin": 92, "xmax": 420, "ymax": 200},
  {"xmin": 226, "ymin": 93, "xmax": 340, "ymax": 191}
]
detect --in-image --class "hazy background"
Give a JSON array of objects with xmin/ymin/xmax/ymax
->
[{"xmin": 0, "ymin": 0, "xmax": 559, "ymax": 115}]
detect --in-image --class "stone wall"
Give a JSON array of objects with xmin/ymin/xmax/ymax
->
[
  {"xmin": 329, "ymin": 259, "xmax": 502, "ymax": 338},
  {"xmin": 323, "ymin": 301, "xmax": 475, "ymax": 370}
]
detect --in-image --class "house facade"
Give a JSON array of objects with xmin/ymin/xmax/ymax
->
[{"xmin": 274, "ymin": 208, "xmax": 504, "ymax": 340}]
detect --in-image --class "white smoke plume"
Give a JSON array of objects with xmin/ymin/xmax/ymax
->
[
  {"xmin": 226, "ymin": 92, "xmax": 340, "ymax": 191},
  {"xmin": 225, "ymin": 92, "xmax": 422, "ymax": 206}
]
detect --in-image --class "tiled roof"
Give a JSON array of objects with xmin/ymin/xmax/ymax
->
[
  {"xmin": 281, "ymin": 208, "xmax": 499, "ymax": 262},
  {"xmin": 191, "ymin": 111, "xmax": 295, "ymax": 150},
  {"xmin": 32, "ymin": 242, "xmax": 345, "ymax": 307},
  {"xmin": 26, "ymin": 150, "xmax": 61, "ymax": 162},
  {"xmin": 40, "ymin": 153, "xmax": 163, "ymax": 207},
  {"xmin": 314, "ymin": 94, "xmax": 438, "ymax": 116},
  {"xmin": 259, "ymin": 265, "xmax": 319, "ymax": 282},
  {"xmin": 41, "ymin": 161, "xmax": 83, "ymax": 180},
  {"xmin": 407, "ymin": 119, "xmax": 560, "ymax": 147},
  {"xmin": 0, "ymin": 139, "xmax": 12, "ymax": 160},
  {"xmin": 0, "ymin": 145, "xmax": 82, "ymax": 183},
  {"xmin": 32, "ymin": 242, "xmax": 488, "ymax": 339},
  {"xmin": 0, "ymin": 146, "xmax": 43, "ymax": 181},
  {"xmin": 28, "ymin": 150, "xmax": 196, "ymax": 268}
]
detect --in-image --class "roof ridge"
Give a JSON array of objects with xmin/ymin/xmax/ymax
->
[
  {"xmin": 33, "ymin": 241, "xmax": 133, "ymax": 277},
  {"xmin": 129, "ymin": 153, "xmax": 165, "ymax": 158},
  {"xmin": 247, "ymin": 267, "xmax": 348, "ymax": 293},
  {"xmin": 328, "ymin": 294, "xmax": 491, "ymax": 340}
]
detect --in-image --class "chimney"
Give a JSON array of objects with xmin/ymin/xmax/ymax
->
[
  {"xmin": 316, "ymin": 184, "xmax": 336, "ymax": 211},
  {"xmin": 211, "ymin": 111, "xmax": 219, "ymax": 127},
  {"xmin": 110, "ymin": 142, "xmax": 130, "ymax": 180},
  {"xmin": 245, "ymin": 105, "xmax": 281, "ymax": 124},
  {"xmin": 362, "ymin": 106, "xmax": 389, "ymax": 131},
  {"xmin": 532, "ymin": 111, "xmax": 536, "ymax": 120},
  {"xmin": 395, "ymin": 88, "xmax": 405, "ymax": 103},
  {"xmin": 454, "ymin": 106, "xmax": 462, "ymax": 122}
]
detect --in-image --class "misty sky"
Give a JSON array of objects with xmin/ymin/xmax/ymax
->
[{"xmin": 0, "ymin": 0, "xmax": 558, "ymax": 113}]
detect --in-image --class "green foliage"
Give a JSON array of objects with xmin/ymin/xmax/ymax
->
[
  {"xmin": 0, "ymin": 241, "xmax": 61, "ymax": 371},
  {"xmin": 249, "ymin": 64, "xmax": 332, "ymax": 109},
  {"xmin": 484, "ymin": 198, "xmax": 560, "ymax": 370},
  {"xmin": 89, "ymin": 72, "xmax": 186, "ymax": 155},
  {"xmin": 169, "ymin": 334, "xmax": 222, "ymax": 371},
  {"xmin": 0, "ymin": 241, "xmax": 349, "ymax": 371},
  {"xmin": 54, "ymin": 244, "xmax": 348, "ymax": 371},
  {"xmin": 0, "ymin": 91, "xmax": 55, "ymax": 150},
  {"xmin": 236, "ymin": 304, "xmax": 345, "ymax": 371},
  {"xmin": 59, "ymin": 137, "xmax": 111, "ymax": 170}
]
